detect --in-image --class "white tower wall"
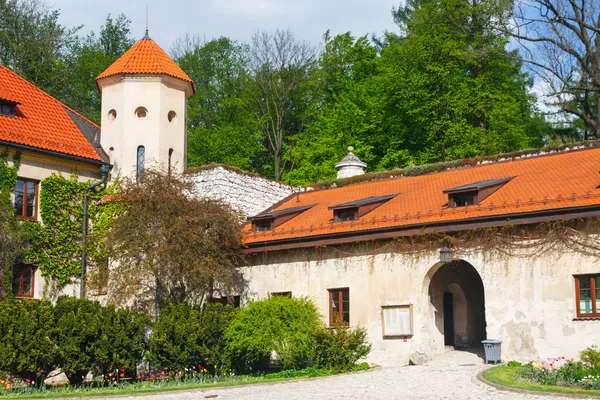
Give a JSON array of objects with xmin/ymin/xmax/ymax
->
[{"xmin": 99, "ymin": 75, "xmax": 189, "ymax": 179}]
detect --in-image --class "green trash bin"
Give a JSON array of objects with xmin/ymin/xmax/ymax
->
[{"xmin": 481, "ymin": 340, "xmax": 502, "ymax": 364}]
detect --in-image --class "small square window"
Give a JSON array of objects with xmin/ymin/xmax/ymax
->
[{"xmin": 221, "ymin": 295, "xmax": 241, "ymax": 308}]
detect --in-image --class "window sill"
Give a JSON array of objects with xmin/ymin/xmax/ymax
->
[
  {"xmin": 14, "ymin": 295, "xmax": 36, "ymax": 300},
  {"xmin": 573, "ymin": 316, "xmax": 600, "ymax": 321},
  {"xmin": 17, "ymin": 216, "xmax": 38, "ymax": 222}
]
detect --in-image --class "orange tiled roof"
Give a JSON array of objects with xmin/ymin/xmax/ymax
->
[
  {"xmin": 0, "ymin": 65, "xmax": 103, "ymax": 161},
  {"xmin": 243, "ymin": 147, "xmax": 600, "ymax": 247},
  {"xmin": 96, "ymin": 37, "xmax": 194, "ymax": 90}
]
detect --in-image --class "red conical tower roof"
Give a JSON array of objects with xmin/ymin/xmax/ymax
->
[{"xmin": 96, "ymin": 37, "xmax": 195, "ymax": 93}]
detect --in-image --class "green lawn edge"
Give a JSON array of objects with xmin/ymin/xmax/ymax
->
[
  {"xmin": 0, "ymin": 370, "xmax": 353, "ymax": 399},
  {"xmin": 482, "ymin": 366, "xmax": 600, "ymax": 398}
]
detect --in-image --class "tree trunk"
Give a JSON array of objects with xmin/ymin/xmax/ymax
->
[{"xmin": 274, "ymin": 151, "xmax": 281, "ymax": 182}]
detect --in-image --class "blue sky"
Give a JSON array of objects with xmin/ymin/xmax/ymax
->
[{"xmin": 52, "ymin": 0, "xmax": 400, "ymax": 52}]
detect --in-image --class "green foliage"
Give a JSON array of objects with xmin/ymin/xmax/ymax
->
[
  {"xmin": 507, "ymin": 360, "xmax": 522, "ymax": 367},
  {"xmin": 0, "ymin": 152, "xmax": 22, "ymax": 299},
  {"xmin": 580, "ymin": 346, "xmax": 600, "ymax": 369},
  {"xmin": 0, "ymin": 299, "xmax": 57, "ymax": 381},
  {"xmin": 224, "ymin": 296, "xmax": 322, "ymax": 371},
  {"xmin": 173, "ymin": 36, "xmax": 268, "ymax": 174},
  {"xmin": 21, "ymin": 173, "xmax": 119, "ymax": 288},
  {"xmin": 313, "ymin": 325, "xmax": 371, "ymax": 372},
  {"xmin": 148, "ymin": 303, "xmax": 237, "ymax": 373},
  {"xmin": 53, "ymin": 296, "xmax": 149, "ymax": 384}
]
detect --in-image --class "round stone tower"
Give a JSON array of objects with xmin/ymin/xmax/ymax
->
[{"xmin": 96, "ymin": 33, "xmax": 195, "ymax": 180}]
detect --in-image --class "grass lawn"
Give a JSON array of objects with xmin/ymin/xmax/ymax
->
[
  {"xmin": 482, "ymin": 366, "xmax": 600, "ymax": 398},
  {"xmin": 0, "ymin": 367, "xmax": 362, "ymax": 399}
]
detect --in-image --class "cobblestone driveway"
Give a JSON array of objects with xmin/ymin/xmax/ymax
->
[{"xmin": 116, "ymin": 351, "xmax": 587, "ymax": 400}]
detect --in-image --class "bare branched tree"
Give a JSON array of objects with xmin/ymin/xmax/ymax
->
[
  {"xmin": 106, "ymin": 168, "xmax": 244, "ymax": 312},
  {"xmin": 504, "ymin": 0, "xmax": 600, "ymax": 139},
  {"xmin": 249, "ymin": 29, "xmax": 315, "ymax": 181}
]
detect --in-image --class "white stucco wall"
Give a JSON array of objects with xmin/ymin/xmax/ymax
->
[
  {"xmin": 186, "ymin": 166, "xmax": 296, "ymax": 218},
  {"xmin": 98, "ymin": 75, "xmax": 189, "ymax": 179},
  {"xmin": 242, "ymin": 240, "xmax": 600, "ymax": 367}
]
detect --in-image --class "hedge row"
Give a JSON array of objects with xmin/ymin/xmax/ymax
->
[{"xmin": 0, "ymin": 296, "xmax": 371, "ymax": 384}]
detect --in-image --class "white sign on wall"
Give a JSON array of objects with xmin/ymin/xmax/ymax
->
[{"xmin": 381, "ymin": 304, "xmax": 413, "ymax": 338}]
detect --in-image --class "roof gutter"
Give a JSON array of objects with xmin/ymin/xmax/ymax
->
[
  {"xmin": 242, "ymin": 204, "xmax": 600, "ymax": 253},
  {"xmin": 0, "ymin": 140, "xmax": 106, "ymax": 165}
]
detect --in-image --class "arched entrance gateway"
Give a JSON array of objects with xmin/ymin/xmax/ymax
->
[{"xmin": 425, "ymin": 260, "xmax": 487, "ymax": 355}]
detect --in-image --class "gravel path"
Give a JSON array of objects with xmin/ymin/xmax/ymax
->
[{"xmin": 111, "ymin": 351, "xmax": 587, "ymax": 400}]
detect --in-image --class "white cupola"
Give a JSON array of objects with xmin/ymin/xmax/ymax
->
[
  {"xmin": 335, "ymin": 146, "xmax": 367, "ymax": 179},
  {"xmin": 95, "ymin": 33, "xmax": 195, "ymax": 181}
]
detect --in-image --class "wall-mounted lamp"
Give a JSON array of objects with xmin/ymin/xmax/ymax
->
[{"xmin": 440, "ymin": 245, "xmax": 452, "ymax": 263}]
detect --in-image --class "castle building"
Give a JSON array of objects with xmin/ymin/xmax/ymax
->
[{"xmin": 1, "ymin": 33, "xmax": 600, "ymax": 367}]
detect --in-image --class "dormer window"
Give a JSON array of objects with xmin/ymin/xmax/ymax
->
[
  {"xmin": 334, "ymin": 208, "xmax": 357, "ymax": 222},
  {"xmin": 254, "ymin": 219, "xmax": 272, "ymax": 232},
  {"xmin": 444, "ymin": 177, "xmax": 513, "ymax": 208},
  {"xmin": 249, "ymin": 204, "xmax": 316, "ymax": 232},
  {"xmin": 0, "ymin": 100, "xmax": 17, "ymax": 117},
  {"xmin": 329, "ymin": 194, "xmax": 398, "ymax": 222}
]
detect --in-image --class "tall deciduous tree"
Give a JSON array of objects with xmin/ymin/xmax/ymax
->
[
  {"xmin": 0, "ymin": 0, "xmax": 79, "ymax": 95},
  {"xmin": 249, "ymin": 29, "xmax": 316, "ymax": 181},
  {"xmin": 60, "ymin": 14, "xmax": 134, "ymax": 123},
  {"xmin": 173, "ymin": 35, "xmax": 268, "ymax": 172},
  {"xmin": 505, "ymin": 0, "xmax": 600, "ymax": 139},
  {"xmin": 107, "ymin": 168, "xmax": 243, "ymax": 311},
  {"xmin": 382, "ymin": 0, "xmax": 540, "ymax": 163}
]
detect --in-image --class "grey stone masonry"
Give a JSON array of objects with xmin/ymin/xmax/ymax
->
[{"xmin": 186, "ymin": 165, "xmax": 296, "ymax": 218}]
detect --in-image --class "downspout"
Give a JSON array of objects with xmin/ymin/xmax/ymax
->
[{"xmin": 80, "ymin": 164, "xmax": 111, "ymax": 298}]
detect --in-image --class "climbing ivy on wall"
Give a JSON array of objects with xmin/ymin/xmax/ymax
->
[
  {"xmin": 0, "ymin": 151, "xmax": 21, "ymax": 299},
  {"xmin": 21, "ymin": 173, "xmax": 121, "ymax": 289}
]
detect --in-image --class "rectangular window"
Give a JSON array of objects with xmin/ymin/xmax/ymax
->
[
  {"xmin": 12, "ymin": 266, "xmax": 34, "ymax": 298},
  {"xmin": 0, "ymin": 101, "xmax": 15, "ymax": 117},
  {"xmin": 328, "ymin": 288, "xmax": 349, "ymax": 326},
  {"xmin": 271, "ymin": 291, "xmax": 292, "ymax": 298},
  {"xmin": 221, "ymin": 295, "xmax": 241, "ymax": 308},
  {"xmin": 334, "ymin": 209, "xmax": 357, "ymax": 223},
  {"xmin": 382, "ymin": 305, "xmax": 413, "ymax": 337},
  {"xmin": 14, "ymin": 178, "xmax": 38, "ymax": 220},
  {"xmin": 575, "ymin": 274, "xmax": 600, "ymax": 318},
  {"xmin": 253, "ymin": 219, "xmax": 272, "ymax": 232}
]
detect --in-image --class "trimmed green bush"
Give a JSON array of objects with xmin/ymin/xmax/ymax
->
[
  {"xmin": 224, "ymin": 296, "xmax": 322, "ymax": 372},
  {"xmin": 314, "ymin": 325, "xmax": 371, "ymax": 371},
  {"xmin": 580, "ymin": 345, "xmax": 600, "ymax": 369},
  {"xmin": 0, "ymin": 299, "xmax": 57, "ymax": 381},
  {"xmin": 148, "ymin": 303, "xmax": 237, "ymax": 373},
  {"xmin": 54, "ymin": 297, "xmax": 149, "ymax": 384}
]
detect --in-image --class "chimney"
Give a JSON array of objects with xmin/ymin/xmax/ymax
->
[{"xmin": 335, "ymin": 146, "xmax": 367, "ymax": 179}]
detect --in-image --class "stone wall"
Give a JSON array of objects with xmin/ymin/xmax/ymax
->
[
  {"xmin": 185, "ymin": 165, "xmax": 296, "ymax": 218},
  {"xmin": 242, "ymin": 239, "xmax": 600, "ymax": 367}
]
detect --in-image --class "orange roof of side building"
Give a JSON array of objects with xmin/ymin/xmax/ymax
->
[
  {"xmin": 95, "ymin": 36, "xmax": 195, "ymax": 92},
  {"xmin": 243, "ymin": 145, "xmax": 600, "ymax": 251},
  {"xmin": 0, "ymin": 65, "xmax": 104, "ymax": 162}
]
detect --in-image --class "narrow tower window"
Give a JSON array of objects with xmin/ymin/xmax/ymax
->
[
  {"xmin": 136, "ymin": 146, "xmax": 145, "ymax": 182},
  {"xmin": 168, "ymin": 148, "xmax": 174, "ymax": 175},
  {"xmin": 168, "ymin": 110, "xmax": 177, "ymax": 123}
]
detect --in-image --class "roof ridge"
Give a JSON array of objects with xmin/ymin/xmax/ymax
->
[{"xmin": 311, "ymin": 141, "xmax": 600, "ymax": 190}]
